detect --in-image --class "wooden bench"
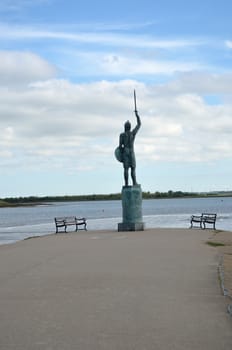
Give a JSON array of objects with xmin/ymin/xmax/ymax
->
[
  {"xmin": 54, "ymin": 216, "xmax": 87, "ymax": 233},
  {"xmin": 190, "ymin": 213, "xmax": 217, "ymax": 230}
]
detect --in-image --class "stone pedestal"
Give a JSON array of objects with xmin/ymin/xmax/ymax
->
[{"xmin": 118, "ymin": 184, "xmax": 144, "ymax": 231}]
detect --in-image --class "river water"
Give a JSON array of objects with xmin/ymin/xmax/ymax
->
[{"xmin": 0, "ymin": 197, "xmax": 232, "ymax": 245}]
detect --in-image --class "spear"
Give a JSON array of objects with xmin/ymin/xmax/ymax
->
[{"xmin": 134, "ymin": 89, "xmax": 138, "ymax": 113}]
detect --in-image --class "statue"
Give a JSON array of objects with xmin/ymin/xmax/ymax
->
[{"xmin": 115, "ymin": 90, "xmax": 141, "ymax": 186}]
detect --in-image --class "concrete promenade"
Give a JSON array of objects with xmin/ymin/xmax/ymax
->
[{"xmin": 0, "ymin": 228, "xmax": 232, "ymax": 349}]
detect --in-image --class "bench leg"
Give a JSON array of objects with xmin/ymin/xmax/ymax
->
[
  {"xmin": 190, "ymin": 222, "xmax": 203, "ymax": 229},
  {"xmin": 75, "ymin": 223, "xmax": 87, "ymax": 231},
  {"xmin": 55, "ymin": 226, "xmax": 68, "ymax": 233}
]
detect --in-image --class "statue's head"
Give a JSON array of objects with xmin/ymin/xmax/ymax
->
[{"xmin": 124, "ymin": 120, "xmax": 131, "ymax": 131}]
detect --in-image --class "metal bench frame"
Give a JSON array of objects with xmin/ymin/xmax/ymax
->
[
  {"xmin": 190, "ymin": 213, "xmax": 217, "ymax": 230},
  {"xmin": 55, "ymin": 216, "xmax": 87, "ymax": 233}
]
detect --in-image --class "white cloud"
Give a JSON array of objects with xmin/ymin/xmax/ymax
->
[
  {"xmin": 0, "ymin": 51, "xmax": 56, "ymax": 85},
  {"xmin": 99, "ymin": 54, "xmax": 201, "ymax": 76},
  {"xmin": 0, "ymin": 40, "xmax": 232, "ymax": 178},
  {"xmin": 1, "ymin": 69, "xmax": 232, "ymax": 173},
  {"xmin": 161, "ymin": 72, "xmax": 232, "ymax": 95},
  {"xmin": 225, "ymin": 40, "xmax": 232, "ymax": 49},
  {"xmin": 0, "ymin": 24, "xmax": 203, "ymax": 50},
  {"xmin": 0, "ymin": 24, "xmax": 217, "ymax": 83},
  {"xmin": 0, "ymin": 150, "xmax": 13, "ymax": 158},
  {"xmin": 54, "ymin": 50, "xmax": 203, "ymax": 78}
]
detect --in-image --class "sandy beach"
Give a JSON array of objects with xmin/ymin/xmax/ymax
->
[{"xmin": 0, "ymin": 228, "xmax": 232, "ymax": 349}]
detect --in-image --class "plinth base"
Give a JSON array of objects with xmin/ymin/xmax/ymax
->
[
  {"xmin": 118, "ymin": 184, "xmax": 144, "ymax": 232},
  {"xmin": 118, "ymin": 222, "xmax": 145, "ymax": 232}
]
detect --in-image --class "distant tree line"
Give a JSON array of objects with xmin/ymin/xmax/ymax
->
[
  {"xmin": 1, "ymin": 193, "xmax": 121, "ymax": 205},
  {"xmin": 0, "ymin": 190, "xmax": 198, "ymax": 206},
  {"xmin": 1, "ymin": 190, "xmax": 232, "ymax": 207},
  {"xmin": 142, "ymin": 190, "xmax": 197, "ymax": 199}
]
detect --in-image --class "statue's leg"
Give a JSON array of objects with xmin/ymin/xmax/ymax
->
[
  {"xmin": 131, "ymin": 167, "xmax": 137, "ymax": 186},
  {"xmin": 124, "ymin": 167, "xmax": 129, "ymax": 186}
]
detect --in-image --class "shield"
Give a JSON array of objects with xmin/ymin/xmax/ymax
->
[{"xmin": 114, "ymin": 147, "xmax": 123, "ymax": 163}]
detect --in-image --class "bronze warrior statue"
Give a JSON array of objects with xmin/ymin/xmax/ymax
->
[{"xmin": 115, "ymin": 91, "xmax": 141, "ymax": 186}]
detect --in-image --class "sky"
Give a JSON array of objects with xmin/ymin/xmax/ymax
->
[{"xmin": 1, "ymin": 0, "xmax": 232, "ymax": 197}]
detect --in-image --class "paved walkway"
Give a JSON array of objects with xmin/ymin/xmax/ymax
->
[{"xmin": 0, "ymin": 228, "xmax": 232, "ymax": 349}]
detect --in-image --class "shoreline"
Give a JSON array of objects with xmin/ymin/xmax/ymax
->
[
  {"xmin": 1, "ymin": 192, "xmax": 232, "ymax": 208},
  {"xmin": 1, "ymin": 197, "xmax": 232, "ymax": 245}
]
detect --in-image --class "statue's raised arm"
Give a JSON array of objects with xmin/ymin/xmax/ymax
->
[
  {"xmin": 133, "ymin": 90, "xmax": 141, "ymax": 134},
  {"xmin": 133, "ymin": 109, "xmax": 141, "ymax": 135}
]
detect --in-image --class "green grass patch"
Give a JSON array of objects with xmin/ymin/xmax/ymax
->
[
  {"xmin": 0, "ymin": 200, "xmax": 11, "ymax": 207},
  {"xmin": 206, "ymin": 241, "xmax": 225, "ymax": 247}
]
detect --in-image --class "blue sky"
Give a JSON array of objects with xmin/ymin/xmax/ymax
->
[{"xmin": 1, "ymin": 0, "xmax": 232, "ymax": 197}]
